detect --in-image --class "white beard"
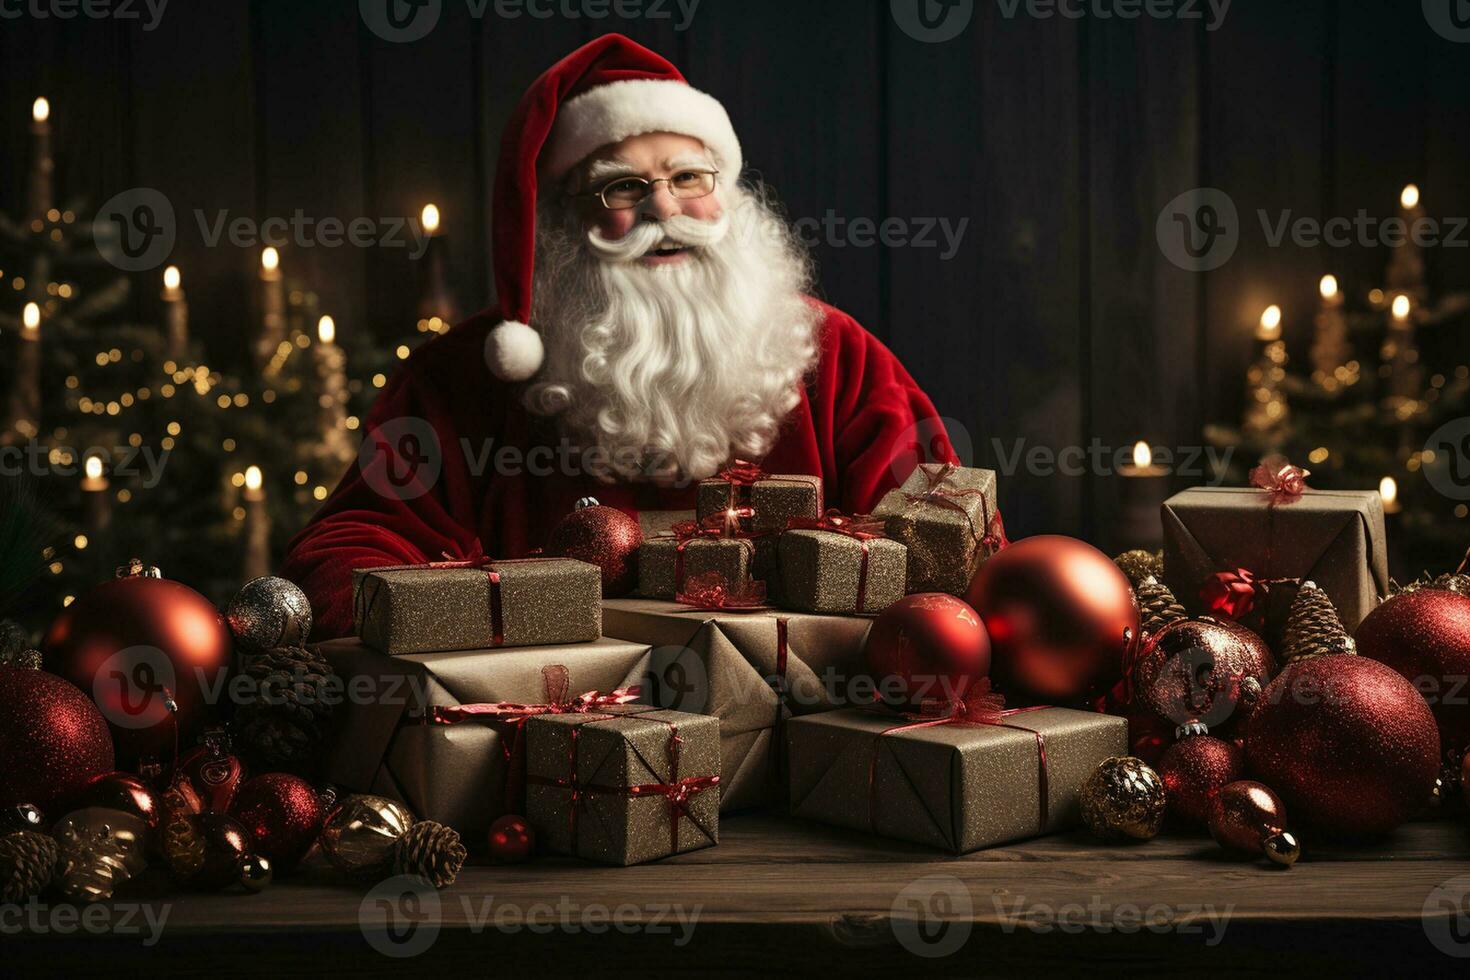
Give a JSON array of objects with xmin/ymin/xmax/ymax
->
[{"xmin": 524, "ymin": 187, "xmax": 820, "ymax": 484}]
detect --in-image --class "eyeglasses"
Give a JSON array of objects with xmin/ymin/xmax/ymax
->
[{"xmin": 580, "ymin": 169, "xmax": 720, "ymax": 210}]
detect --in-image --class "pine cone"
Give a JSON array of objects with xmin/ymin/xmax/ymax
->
[
  {"xmin": 234, "ymin": 645, "xmax": 335, "ymax": 773},
  {"xmin": 1114, "ymin": 550, "xmax": 1164, "ymax": 588},
  {"xmin": 0, "ymin": 831, "xmax": 57, "ymax": 903},
  {"xmin": 1430, "ymin": 573, "xmax": 1470, "ymax": 597},
  {"xmin": 392, "ymin": 820, "xmax": 466, "ymax": 889},
  {"xmin": 1281, "ymin": 580, "xmax": 1355, "ymax": 664},
  {"xmin": 1135, "ymin": 577, "xmax": 1187, "ymax": 635}
]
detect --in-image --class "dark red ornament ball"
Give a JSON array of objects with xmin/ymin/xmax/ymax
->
[
  {"xmin": 1209, "ymin": 780, "xmax": 1299, "ymax": 865},
  {"xmin": 69, "ymin": 770, "xmax": 164, "ymax": 835},
  {"xmin": 0, "ymin": 666, "xmax": 114, "ymax": 813},
  {"xmin": 865, "ymin": 593, "xmax": 991, "ymax": 710},
  {"xmin": 546, "ymin": 504, "xmax": 644, "ymax": 598},
  {"xmin": 968, "ymin": 535, "xmax": 1137, "ymax": 703},
  {"xmin": 1355, "ymin": 588, "xmax": 1470, "ymax": 759},
  {"xmin": 1156, "ymin": 734, "xmax": 1246, "ymax": 826},
  {"xmin": 1246, "ymin": 656, "xmax": 1439, "ymax": 838},
  {"xmin": 229, "ymin": 774, "xmax": 325, "ymax": 872},
  {"xmin": 43, "ymin": 574, "xmax": 232, "ymax": 768},
  {"xmin": 167, "ymin": 812, "xmax": 257, "ymax": 890},
  {"xmin": 488, "ymin": 813, "xmax": 535, "ymax": 864},
  {"xmin": 1131, "ymin": 617, "xmax": 1275, "ymax": 735},
  {"xmin": 178, "ymin": 741, "xmax": 246, "ymax": 814}
]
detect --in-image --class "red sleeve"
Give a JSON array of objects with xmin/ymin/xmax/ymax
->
[
  {"xmin": 812, "ymin": 304, "xmax": 958, "ymax": 513},
  {"xmin": 280, "ymin": 357, "xmax": 485, "ymax": 641}
]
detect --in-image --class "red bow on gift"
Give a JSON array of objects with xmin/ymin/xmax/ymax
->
[
  {"xmin": 675, "ymin": 571, "xmax": 768, "ymax": 610},
  {"xmin": 1249, "ymin": 454, "xmax": 1311, "ymax": 499},
  {"xmin": 718, "ymin": 459, "xmax": 768, "ymax": 486},
  {"xmin": 430, "ymin": 664, "xmax": 641, "ymax": 725},
  {"xmin": 905, "ymin": 678, "xmax": 1009, "ymax": 725},
  {"xmin": 1201, "ymin": 567, "xmax": 1262, "ymax": 619}
]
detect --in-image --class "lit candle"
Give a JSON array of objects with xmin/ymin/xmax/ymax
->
[
  {"xmin": 415, "ymin": 202, "xmax": 458, "ymax": 324},
  {"xmin": 29, "ymin": 97, "xmax": 52, "ymax": 221},
  {"xmin": 1383, "ymin": 293, "xmax": 1421, "ymax": 403},
  {"xmin": 1311, "ymin": 275, "xmax": 1351, "ymax": 389},
  {"xmin": 1116, "ymin": 440, "xmax": 1170, "ymax": 551},
  {"xmin": 1379, "ymin": 476, "xmax": 1401, "ymax": 515},
  {"xmin": 1243, "ymin": 306, "xmax": 1289, "ymax": 436},
  {"xmin": 1387, "ymin": 183, "xmax": 1427, "ymax": 302},
  {"xmin": 161, "ymin": 265, "xmax": 189, "ymax": 362},
  {"xmin": 81, "ymin": 455, "xmax": 112, "ymax": 535},
  {"xmin": 313, "ymin": 315, "xmax": 354, "ymax": 466},
  {"xmin": 242, "ymin": 465, "xmax": 271, "ymax": 581},
  {"xmin": 256, "ymin": 246, "xmax": 286, "ymax": 373},
  {"xmin": 5, "ymin": 302, "xmax": 43, "ymax": 439},
  {"xmin": 1255, "ymin": 304, "xmax": 1282, "ymax": 342}
]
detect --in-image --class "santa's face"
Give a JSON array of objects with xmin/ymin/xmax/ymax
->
[
  {"xmin": 572, "ymin": 132, "xmax": 725, "ymax": 266},
  {"xmin": 524, "ymin": 131, "xmax": 819, "ymax": 486}
]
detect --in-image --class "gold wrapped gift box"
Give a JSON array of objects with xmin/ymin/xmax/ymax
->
[
  {"xmin": 872, "ymin": 464, "xmax": 1001, "ymax": 596},
  {"xmin": 778, "ymin": 527, "xmax": 906, "ymax": 614},
  {"xmin": 695, "ymin": 471, "xmax": 822, "ymax": 535}
]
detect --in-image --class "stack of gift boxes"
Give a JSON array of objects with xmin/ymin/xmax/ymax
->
[{"xmin": 316, "ymin": 462, "xmax": 1130, "ymax": 865}]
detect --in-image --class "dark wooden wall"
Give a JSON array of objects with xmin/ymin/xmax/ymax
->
[{"xmin": 3, "ymin": 0, "xmax": 1468, "ymax": 542}]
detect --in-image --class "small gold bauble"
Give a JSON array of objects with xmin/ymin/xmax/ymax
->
[
  {"xmin": 240, "ymin": 854, "xmax": 273, "ymax": 892},
  {"xmin": 1081, "ymin": 755, "xmax": 1167, "ymax": 842},
  {"xmin": 318, "ymin": 794, "xmax": 415, "ymax": 878}
]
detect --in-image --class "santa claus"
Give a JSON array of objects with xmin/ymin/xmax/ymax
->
[{"xmin": 283, "ymin": 33, "xmax": 956, "ymax": 637}]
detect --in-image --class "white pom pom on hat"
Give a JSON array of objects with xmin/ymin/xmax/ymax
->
[{"xmin": 482, "ymin": 33, "xmax": 742, "ymax": 382}]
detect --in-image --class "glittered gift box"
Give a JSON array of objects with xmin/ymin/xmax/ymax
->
[
  {"xmin": 314, "ymin": 637, "xmax": 651, "ymax": 839},
  {"xmin": 352, "ymin": 558, "xmax": 601, "ymax": 655},
  {"xmin": 526, "ymin": 706, "xmax": 720, "ymax": 865},
  {"xmin": 872, "ymin": 463, "xmax": 1002, "ymax": 596},
  {"xmin": 695, "ymin": 464, "xmax": 822, "ymax": 536},
  {"xmin": 601, "ymin": 598, "xmax": 873, "ymax": 811},
  {"xmin": 788, "ymin": 706, "xmax": 1126, "ymax": 853},
  {"xmin": 1162, "ymin": 485, "xmax": 1389, "ymax": 642},
  {"xmin": 778, "ymin": 523, "xmax": 906, "ymax": 614},
  {"xmin": 637, "ymin": 536, "xmax": 757, "ymax": 600}
]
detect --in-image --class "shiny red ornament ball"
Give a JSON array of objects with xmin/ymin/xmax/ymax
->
[
  {"xmin": 1209, "ymin": 780, "xmax": 1299, "ymax": 866},
  {"xmin": 864, "ymin": 593, "xmax": 991, "ymax": 710},
  {"xmin": 43, "ymin": 574, "xmax": 232, "ymax": 768},
  {"xmin": 0, "ymin": 667, "xmax": 115, "ymax": 813},
  {"xmin": 229, "ymin": 774, "xmax": 325, "ymax": 872},
  {"xmin": 488, "ymin": 813, "xmax": 535, "ymax": 864},
  {"xmin": 166, "ymin": 812, "xmax": 258, "ymax": 890},
  {"xmin": 546, "ymin": 504, "xmax": 644, "ymax": 597},
  {"xmin": 1156, "ymin": 734, "xmax": 1245, "ymax": 826},
  {"xmin": 1246, "ymin": 656, "xmax": 1439, "ymax": 838},
  {"xmin": 967, "ymin": 535, "xmax": 1138, "ymax": 703},
  {"xmin": 1130, "ymin": 618, "xmax": 1275, "ymax": 735},
  {"xmin": 1355, "ymin": 588, "xmax": 1470, "ymax": 760}
]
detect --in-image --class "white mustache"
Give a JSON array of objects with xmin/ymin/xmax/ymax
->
[{"xmin": 585, "ymin": 211, "xmax": 731, "ymax": 264}]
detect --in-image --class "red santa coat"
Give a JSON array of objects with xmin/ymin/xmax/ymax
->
[{"xmin": 281, "ymin": 299, "xmax": 955, "ymax": 639}]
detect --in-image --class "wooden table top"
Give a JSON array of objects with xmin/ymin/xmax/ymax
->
[{"xmin": 9, "ymin": 812, "xmax": 1470, "ymax": 977}]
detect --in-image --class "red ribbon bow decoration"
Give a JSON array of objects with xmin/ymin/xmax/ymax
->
[
  {"xmin": 1201, "ymin": 567, "xmax": 1262, "ymax": 620},
  {"xmin": 1248, "ymin": 454, "xmax": 1310, "ymax": 499},
  {"xmin": 675, "ymin": 571, "xmax": 768, "ymax": 610},
  {"xmin": 718, "ymin": 459, "xmax": 768, "ymax": 487},
  {"xmin": 902, "ymin": 462, "xmax": 1010, "ymax": 553}
]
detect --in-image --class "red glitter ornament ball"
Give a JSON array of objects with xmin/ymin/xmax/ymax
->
[
  {"xmin": 43, "ymin": 573, "xmax": 232, "ymax": 768},
  {"xmin": 1246, "ymin": 656, "xmax": 1439, "ymax": 838},
  {"xmin": 0, "ymin": 666, "xmax": 115, "ymax": 813},
  {"xmin": 1209, "ymin": 780, "xmax": 1300, "ymax": 866},
  {"xmin": 1355, "ymin": 588, "xmax": 1470, "ymax": 759},
  {"xmin": 488, "ymin": 813, "xmax": 535, "ymax": 864},
  {"xmin": 1131, "ymin": 618, "xmax": 1275, "ymax": 735},
  {"xmin": 228, "ymin": 774, "xmax": 325, "ymax": 872},
  {"xmin": 546, "ymin": 503, "xmax": 644, "ymax": 598},
  {"xmin": 865, "ymin": 593, "xmax": 991, "ymax": 710},
  {"xmin": 1156, "ymin": 734, "xmax": 1246, "ymax": 826},
  {"xmin": 967, "ymin": 535, "xmax": 1137, "ymax": 703}
]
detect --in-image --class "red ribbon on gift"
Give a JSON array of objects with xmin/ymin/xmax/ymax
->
[
  {"xmin": 705, "ymin": 458, "xmax": 818, "ymax": 535},
  {"xmin": 536, "ymin": 711, "xmax": 719, "ymax": 856},
  {"xmin": 865, "ymin": 680, "xmax": 1051, "ymax": 839},
  {"xmin": 902, "ymin": 461, "xmax": 1010, "ymax": 555},
  {"xmin": 429, "ymin": 664, "xmax": 642, "ymax": 812},
  {"xmin": 1199, "ymin": 456, "xmax": 1311, "ymax": 625},
  {"xmin": 786, "ymin": 510, "xmax": 889, "ymax": 613},
  {"xmin": 675, "ymin": 571, "xmax": 768, "ymax": 610},
  {"xmin": 663, "ymin": 514, "xmax": 759, "ymax": 596}
]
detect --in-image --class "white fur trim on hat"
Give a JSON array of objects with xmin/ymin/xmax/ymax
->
[
  {"xmin": 544, "ymin": 78, "xmax": 742, "ymax": 188},
  {"xmin": 485, "ymin": 320, "xmax": 543, "ymax": 382}
]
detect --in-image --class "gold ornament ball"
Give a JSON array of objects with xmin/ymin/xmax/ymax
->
[
  {"xmin": 240, "ymin": 854, "xmax": 273, "ymax": 892},
  {"xmin": 52, "ymin": 806, "xmax": 151, "ymax": 903},
  {"xmin": 1081, "ymin": 756, "xmax": 1167, "ymax": 842},
  {"xmin": 318, "ymin": 794, "xmax": 415, "ymax": 878}
]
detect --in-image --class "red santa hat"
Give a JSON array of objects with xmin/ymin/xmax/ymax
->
[{"xmin": 485, "ymin": 33, "xmax": 743, "ymax": 382}]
